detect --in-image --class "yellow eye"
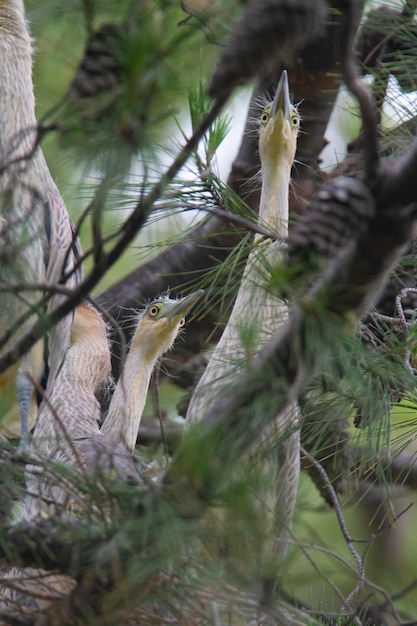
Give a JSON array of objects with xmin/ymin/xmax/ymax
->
[
  {"xmin": 290, "ymin": 109, "xmax": 300, "ymax": 130},
  {"xmin": 149, "ymin": 305, "xmax": 160, "ymax": 317},
  {"xmin": 179, "ymin": 318, "xmax": 185, "ymax": 327},
  {"xmin": 260, "ymin": 107, "xmax": 270, "ymax": 125}
]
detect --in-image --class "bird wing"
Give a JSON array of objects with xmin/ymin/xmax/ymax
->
[{"xmin": 43, "ymin": 187, "xmax": 83, "ymax": 391}]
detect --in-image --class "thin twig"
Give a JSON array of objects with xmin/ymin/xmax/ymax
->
[
  {"xmin": 81, "ymin": 0, "xmax": 95, "ymax": 36},
  {"xmin": 300, "ymin": 446, "xmax": 365, "ymax": 616},
  {"xmin": 343, "ymin": 1, "xmax": 380, "ymax": 185},
  {"xmin": 182, "ymin": 203, "xmax": 282, "ymax": 241},
  {"xmin": 152, "ymin": 368, "xmax": 169, "ymax": 456}
]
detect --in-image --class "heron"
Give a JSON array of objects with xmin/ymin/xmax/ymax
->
[
  {"xmin": 186, "ymin": 71, "xmax": 301, "ymax": 582},
  {"xmin": 8, "ymin": 293, "xmax": 202, "ymax": 611},
  {"xmin": 25, "ymin": 303, "xmax": 118, "ymax": 517},
  {"xmin": 26, "ymin": 291, "xmax": 203, "ymax": 512},
  {"xmin": 1, "ymin": 288, "xmax": 204, "ymax": 626},
  {"xmin": 5, "ymin": 304, "xmax": 130, "ymax": 613},
  {"xmin": 186, "ymin": 70, "xmax": 299, "ymax": 421},
  {"xmin": 101, "ymin": 290, "xmax": 204, "ymax": 452},
  {"xmin": 0, "ymin": 0, "xmax": 82, "ymax": 444},
  {"xmin": 29, "ymin": 304, "xmax": 112, "ymax": 456}
]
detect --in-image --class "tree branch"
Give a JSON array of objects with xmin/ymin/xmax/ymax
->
[
  {"xmin": 164, "ymin": 193, "xmax": 417, "ymax": 502},
  {"xmin": 0, "ymin": 98, "xmax": 226, "ymax": 376}
]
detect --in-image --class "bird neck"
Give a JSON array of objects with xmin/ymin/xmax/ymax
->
[
  {"xmin": 0, "ymin": 2, "xmax": 37, "ymax": 163},
  {"xmin": 258, "ymin": 156, "xmax": 292, "ymax": 239},
  {"xmin": 101, "ymin": 338, "xmax": 159, "ymax": 452}
]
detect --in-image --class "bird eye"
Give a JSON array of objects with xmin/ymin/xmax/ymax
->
[
  {"xmin": 149, "ymin": 305, "xmax": 160, "ymax": 317},
  {"xmin": 290, "ymin": 110, "xmax": 300, "ymax": 129},
  {"xmin": 179, "ymin": 318, "xmax": 185, "ymax": 327},
  {"xmin": 260, "ymin": 108, "xmax": 270, "ymax": 124}
]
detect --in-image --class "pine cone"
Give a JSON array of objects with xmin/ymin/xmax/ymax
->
[{"xmin": 287, "ymin": 176, "xmax": 375, "ymax": 281}]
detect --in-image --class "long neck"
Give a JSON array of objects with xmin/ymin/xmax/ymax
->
[
  {"xmin": 258, "ymin": 156, "xmax": 291, "ymax": 238},
  {"xmin": 102, "ymin": 340, "xmax": 158, "ymax": 452},
  {"xmin": 0, "ymin": 2, "xmax": 37, "ymax": 164}
]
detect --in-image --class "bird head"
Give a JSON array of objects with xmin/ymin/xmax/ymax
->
[
  {"xmin": 131, "ymin": 290, "xmax": 204, "ymax": 358},
  {"xmin": 258, "ymin": 70, "xmax": 300, "ymax": 168}
]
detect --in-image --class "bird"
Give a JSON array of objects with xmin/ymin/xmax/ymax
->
[
  {"xmin": 0, "ymin": 0, "xmax": 82, "ymax": 444},
  {"xmin": 29, "ymin": 304, "xmax": 112, "ymax": 456},
  {"xmin": 24, "ymin": 290, "xmax": 203, "ymax": 516},
  {"xmin": 187, "ymin": 70, "xmax": 300, "ymax": 423},
  {"xmin": 186, "ymin": 70, "xmax": 301, "ymax": 584},
  {"xmin": 3, "ymin": 304, "xmax": 134, "ymax": 614},
  {"xmin": 24, "ymin": 303, "xmax": 124, "ymax": 518},
  {"xmin": 101, "ymin": 290, "xmax": 204, "ymax": 452},
  {"xmin": 28, "ymin": 296, "xmax": 216, "ymax": 512},
  {"xmin": 6, "ymin": 293, "xmax": 203, "ymax": 612}
]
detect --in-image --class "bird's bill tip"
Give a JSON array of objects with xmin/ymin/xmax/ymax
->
[
  {"xmin": 271, "ymin": 69, "xmax": 290, "ymax": 120},
  {"xmin": 165, "ymin": 289, "xmax": 204, "ymax": 320}
]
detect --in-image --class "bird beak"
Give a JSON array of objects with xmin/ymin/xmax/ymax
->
[
  {"xmin": 270, "ymin": 70, "xmax": 290, "ymax": 121},
  {"xmin": 165, "ymin": 290, "xmax": 204, "ymax": 321}
]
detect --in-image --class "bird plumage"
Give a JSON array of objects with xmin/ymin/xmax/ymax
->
[
  {"xmin": 1, "ymin": 291, "xmax": 203, "ymax": 623},
  {"xmin": 186, "ymin": 70, "xmax": 301, "ymax": 582},
  {"xmin": 24, "ymin": 291, "xmax": 202, "ymax": 514},
  {"xmin": 25, "ymin": 304, "xmax": 140, "ymax": 519},
  {"xmin": 0, "ymin": 0, "xmax": 82, "ymax": 443},
  {"xmin": 102, "ymin": 291, "xmax": 203, "ymax": 451},
  {"xmin": 4, "ymin": 305, "xmax": 138, "ymax": 613},
  {"xmin": 258, "ymin": 72, "xmax": 299, "ymax": 232},
  {"xmin": 186, "ymin": 70, "xmax": 300, "ymax": 424}
]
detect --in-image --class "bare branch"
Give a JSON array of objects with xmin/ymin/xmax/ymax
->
[
  {"xmin": 343, "ymin": 0, "xmax": 380, "ymax": 184},
  {"xmin": 208, "ymin": 0, "xmax": 327, "ymax": 102},
  {"xmin": 162, "ymin": 184, "xmax": 417, "ymax": 506},
  {"xmin": 377, "ymin": 139, "xmax": 417, "ymax": 208}
]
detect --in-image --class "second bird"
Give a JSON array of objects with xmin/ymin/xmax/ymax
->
[{"xmin": 101, "ymin": 291, "xmax": 203, "ymax": 452}]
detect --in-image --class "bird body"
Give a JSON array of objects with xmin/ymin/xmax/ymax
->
[
  {"xmin": 25, "ymin": 292, "xmax": 202, "ymax": 515},
  {"xmin": 185, "ymin": 71, "xmax": 301, "ymax": 578},
  {"xmin": 186, "ymin": 71, "xmax": 300, "ymax": 424},
  {"xmin": 30, "ymin": 305, "xmax": 112, "ymax": 457},
  {"xmin": 0, "ymin": 0, "xmax": 82, "ymax": 442},
  {"xmin": 2, "ymin": 292, "xmax": 203, "ymax": 626},
  {"xmin": 5, "ymin": 305, "xmax": 131, "ymax": 613},
  {"xmin": 24, "ymin": 304, "xmax": 114, "ymax": 517},
  {"xmin": 21, "ymin": 302, "xmax": 152, "ymax": 528},
  {"xmin": 102, "ymin": 291, "xmax": 203, "ymax": 451}
]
